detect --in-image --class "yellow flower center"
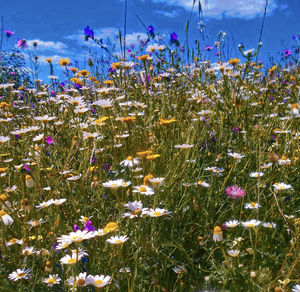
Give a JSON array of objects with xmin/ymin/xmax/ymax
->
[
  {"xmin": 153, "ymin": 212, "xmax": 162, "ymax": 216},
  {"xmin": 95, "ymin": 279, "xmax": 103, "ymax": 285},
  {"xmin": 139, "ymin": 186, "xmax": 147, "ymax": 192},
  {"xmin": 67, "ymin": 258, "xmax": 77, "ymax": 264},
  {"xmin": 17, "ymin": 273, "xmax": 26, "ymax": 278},
  {"xmin": 23, "ymin": 250, "xmax": 31, "ymax": 256},
  {"xmin": 9, "ymin": 238, "xmax": 17, "ymax": 244},
  {"xmin": 48, "ymin": 278, "xmax": 57, "ymax": 284},
  {"xmin": 77, "ymin": 279, "xmax": 86, "ymax": 286},
  {"xmin": 126, "ymin": 156, "xmax": 133, "ymax": 161},
  {"xmin": 71, "ymin": 236, "xmax": 83, "ymax": 242},
  {"xmin": 131, "ymin": 209, "xmax": 142, "ymax": 216},
  {"xmin": 247, "ymin": 224, "xmax": 255, "ymax": 227},
  {"xmin": 250, "ymin": 202, "xmax": 256, "ymax": 207},
  {"xmin": 83, "ymin": 217, "xmax": 89, "ymax": 222}
]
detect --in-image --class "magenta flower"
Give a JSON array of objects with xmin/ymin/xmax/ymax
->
[
  {"xmin": 204, "ymin": 45, "xmax": 213, "ymax": 51},
  {"xmin": 24, "ymin": 164, "xmax": 30, "ymax": 172},
  {"xmin": 282, "ymin": 49, "xmax": 292, "ymax": 57},
  {"xmin": 225, "ymin": 185, "xmax": 245, "ymax": 199},
  {"xmin": 4, "ymin": 30, "xmax": 14, "ymax": 38},
  {"xmin": 17, "ymin": 38, "xmax": 27, "ymax": 49},
  {"xmin": 45, "ymin": 136, "xmax": 53, "ymax": 145}
]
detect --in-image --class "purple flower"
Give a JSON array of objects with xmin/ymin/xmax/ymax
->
[
  {"xmin": 225, "ymin": 185, "xmax": 245, "ymax": 200},
  {"xmin": 282, "ymin": 49, "xmax": 292, "ymax": 57},
  {"xmin": 84, "ymin": 26, "xmax": 94, "ymax": 40},
  {"xmin": 84, "ymin": 221, "xmax": 95, "ymax": 232},
  {"xmin": 52, "ymin": 242, "xmax": 59, "ymax": 253},
  {"xmin": 73, "ymin": 224, "xmax": 81, "ymax": 232},
  {"xmin": 170, "ymin": 32, "xmax": 179, "ymax": 46},
  {"xmin": 24, "ymin": 164, "xmax": 30, "ymax": 172},
  {"xmin": 45, "ymin": 136, "xmax": 53, "ymax": 145},
  {"xmin": 204, "ymin": 45, "xmax": 213, "ymax": 51},
  {"xmin": 4, "ymin": 30, "xmax": 14, "ymax": 38},
  {"xmin": 233, "ymin": 127, "xmax": 239, "ymax": 134},
  {"xmin": 17, "ymin": 38, "xmax": 27, "ymax": 49},
  {"xmin": 148, "ymin": 25, "xmax": 155, "ymax": 38}
]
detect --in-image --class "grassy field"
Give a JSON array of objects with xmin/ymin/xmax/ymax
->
[{"xmin": 0, "ymin": 33, "xmax": 299, "ymax": 291}]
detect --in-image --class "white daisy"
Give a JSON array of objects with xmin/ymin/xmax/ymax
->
[
  {"xmin": 86, "ymin": 275, "xmax": 112, "ymax": 288},
  {"xmin": 241, "ymin": 220, "xmax": 261, "ymax": 228},
  {"xmin": 225, "ymin": 220, "xmax": 239, "ymax": 228},
  {"xmin": 8, "ymin": 268, "xmax": 30, "ymax": 281},
  {"xmin": 106, "ymin": 235, "xmax": 129, "ymax": 244},
  {"xmin": 132, "ymin": 185, "xmax": 155, "ymax": 196},
  {"xmin": 43, "ymin": 274, "xmax": 61, "ymax": 287}
]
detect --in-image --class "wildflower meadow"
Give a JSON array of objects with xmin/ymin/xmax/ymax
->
[{"xmin": 0, "ymin": 6, "xmax": 299, "ymax": 291}]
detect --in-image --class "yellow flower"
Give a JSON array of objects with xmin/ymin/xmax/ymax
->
[
  {"xmin": 59, "ymin": 58, "xmax": 70, "ymax": 67},
  {"xmin": 111, "ymin": 62, "xmax": 121, "ymax": 69},
  {"xmin": 117, "ymin": 116, "xmax": 136, "ymax": 123},
  {"xmin": 103, "ymin": 80, "xmax": 114, "ymax": 86},
  {"xmin": 228, "ymin": 58, "xmax": 240, "ymax": 66},
  {"xmin": 138, "ymin": 55, "xmax": 152, "ymax": 62},
  {"xmin": 77, "ymin": 70, "xmax": 90, "ymax": 77},
  {"xmin": 104, "ymin": 222, "xmax": 119, "ymax": 233},
  {"xmin": 0, "ymin": 102, "xmax": 10, "ymax": 109},
  {"xmin": 70, "ymin": 78, "xmax": 84, "ymax": 86},
  {"xmin": 71, "ymin": 67, "xmax": 78, "ymax": 74},
  {"xmin": 159, "ymin": 118, "xmax": 176, "ymax": 125},
  {"xmin": 94, "ymin": 117, "xmax": 109, "ymax": 125},
  {"xmin": 137, "ymin": 150, "xmax": 152, "ymax": 158},
  {"xmin": 146, "ymin": 154, "xmax": 160, "ymax": 160},
  {"xmin": 45, "ymin": 58, "xmax": 53, "ymax": 63}
]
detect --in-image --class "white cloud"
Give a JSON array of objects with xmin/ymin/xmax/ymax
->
[
  {"xmin": 150, "ymin": 0, "xmax": 279, "ymax": 19},
  {"xmin": 26, "ymin": 40, "xmax": 68, "ymax": 52},
  {"xmin": 155, "ymin": 9, "xmax": 180, "ymax": 18}
]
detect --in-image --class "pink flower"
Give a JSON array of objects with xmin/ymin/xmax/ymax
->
[
  {"xmin": 225, "ymin": 185, "xmax": 245, "ymax": 199},
  {"xmin": 45, "ymin": 136, "xmax": 53, "ymax": 145},
  {"xmin": 17, "ymin": 38, "xmax": 27, "ymax": 49}
]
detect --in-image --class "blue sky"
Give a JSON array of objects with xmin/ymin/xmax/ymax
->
[{"xmin": 1, "ymin": 0, "xmax": 299, "ymax": 81}]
